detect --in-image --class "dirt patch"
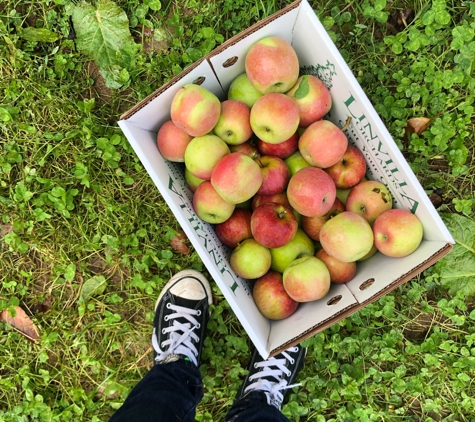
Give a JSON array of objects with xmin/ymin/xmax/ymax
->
[
  {"xmin": 1, "ymin": 222, "xmax": 13, "ymax": 238},
  {"xmin": 402, "ymin": 312, "xmax": 435, "ymax": 340}
]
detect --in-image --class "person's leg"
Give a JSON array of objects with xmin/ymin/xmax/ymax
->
[
  {"xmin": 224, "ymin": 345, "xmax": 306, "ymax": 422},
  {"xmin": 109, "ymin": 270, "xmax": 213, "ymax": 422}
]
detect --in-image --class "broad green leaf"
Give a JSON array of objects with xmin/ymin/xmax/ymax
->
[
  {"xmin": 72, "ymin": 0, "xmax": 138, "ymax": 88},
  {"xmin": 17, "ymin": 27, "xmax": 60, "ymax": 43},
  {"xmin": 293, "ymin": 76, "xmax": 310, "ymax": 99},
  {"xmin": 438, "ymin": 213, "xmax": 475, "ymax": 298},
  {"xmin": 80, "ymin": 275, "xmax": 107, "ymax": 301}
]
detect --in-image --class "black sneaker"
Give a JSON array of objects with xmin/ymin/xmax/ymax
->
[
  {"xmin": 236, "ymin": 344, "xmax": 307, "ymax": 410},
  {"xmin": 152, "ymin": 270, "xmax": 212, "ymax": 367}
]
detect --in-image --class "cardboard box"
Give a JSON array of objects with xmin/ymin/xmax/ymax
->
[{"xmin": 118, "ymin": 0, "xmax": 454, "ymax": 359}]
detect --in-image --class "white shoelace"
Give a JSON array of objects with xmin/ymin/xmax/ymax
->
[
  {"xmin": 244, "ymin": 346, "xmax": 302, "ymax": 409},
  {"xmin": 152, "ymin": 303, "xmax": 202, "ymax": 366}
]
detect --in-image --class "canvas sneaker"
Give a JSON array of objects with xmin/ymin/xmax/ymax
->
[
  {"xmin": 152, "ymin": 269, "xmax": 212, "ymax": 367},
  {"xmin": 236, "ymin": 344, "xmax": 306, "ymax": 410}
]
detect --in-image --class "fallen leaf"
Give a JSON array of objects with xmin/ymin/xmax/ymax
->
[
  {"xmin": 406, "ymin": 117, "xmax": 431, "ymax": 135},
  {"xmin": 80, "ymin": 275, "xmax": 107, "ymax": 302},
  {"xmin": 171, "ymin": 229, "xmax": 190, "ymax": 255},
  {"xmin": 1, "ymin": 306, "xmax": 40, "ymax": 343}
]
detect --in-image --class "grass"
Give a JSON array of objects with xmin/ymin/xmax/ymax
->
[{"xmin": 1, "ymin": 0, "xmax": 475, "ymax": 421}]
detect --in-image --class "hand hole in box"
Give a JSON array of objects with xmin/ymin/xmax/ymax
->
[
  {"xmin": 359, "ymin": 278, "xmax": 375, "ymax": 291},
  {"xmin": 193, "ymin": 76, "xmax": 206, "ymax": 85},
  {"xmin": 222, "ymin": 56, "xmax": 238, "ymax": 68},
  {"xmin": 327, "ymin": 295, "xmax": 342, "ymax": 306}
]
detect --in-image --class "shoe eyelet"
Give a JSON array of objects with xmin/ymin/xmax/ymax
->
[
  {"xmin": 290, "ymin": 358, "xmax": 294, "ymax": 364},
  {"xmin": 161, "ymin": 342, "xmax": 165, "ymax": 348},
  {"xmin": 196, "ymin": 310, "xmax": 201, "ymax": 316},
  {"xmin": 164, "ymin": 315, "xmax": 169, "ymax": 321},
  {"xmin": 286, "ymin": 370, "xmax": 291, "ymax": 377},
  {"xmin": 166, "ymin": 303, "xmax": 172, "ymax": 309},
  {"xmin": 196, "ymin": 323, "xmax": 201, "ymax": 329},
  {"xmin": 254, "ymin": 363, "xmax": 258, "ymax": 368},
  {"xmin": 162, "ymin": 328, "xmax": 166, "ymax": 334}
]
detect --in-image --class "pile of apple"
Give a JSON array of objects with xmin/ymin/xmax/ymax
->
[{"xmin": 156, "ymin": 36, "xmax": 424, "ymax": 321}]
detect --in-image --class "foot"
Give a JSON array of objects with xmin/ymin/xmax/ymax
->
[
  {"xmin": 152, "ymin": 269, "xmax": 212, "ymax": 367},
  {"xmin": 236, "ymin": 345, "xmax": 306, "ymax": 410}
]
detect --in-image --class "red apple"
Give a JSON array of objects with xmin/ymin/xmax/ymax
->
[
  {"xmin": 215, "ymin": 208, "xmax": 253, "ymax": 249},
  {"xmin": 316, "ymin": 249, "xmax": 356, "ymax": 284},
  {"xmin": 319, "ymin": 211, "xmax": 374, "ymax": 262},
  {"xmin": 299, "ymin": 120, "xmax": 348, "ymax": 168},
  {"xmin": 373, "ymin": 209, "xmax": 423, "ymax": 258},
  {"xmin": 257, "ymin": 132, "xmax": 299, "ymax": 159},
  {"xmin": 156, "ymin": 120, "xmax": 193, "ymax": 162},
  {"xmin": 325, "ymin": 145, "xmax": 367, "ymax": 189},
  {"xmin": 301, "ymin": 197, "xmax": 345, "ymax": 241},
  {"xmin": 255, "ymin": 155, "xmax": 290, "ymax": 196},
  {"xmin": 213, "ymin": 99, "xmax": 253, "ymax": 145},
  {"xmin": 253, "ymin": 271, "xmax": 299, "ymax": 320},
  {"xmin": 345, "ymin": 180, "xmax": 393, "ymax": 225},
  {"xmin": 251, "ymin": 203, "xmax": 298, "ymax": 248},
  {"xmin": 252, "ymin": 192, "xmax": 291, "ymax": 211},
  {"xmin": 229, "ymin": 140, "xmax": 260, "ymax": 159},
  {"xmin": 283, "ymin": 256, "xmax": 331, "ymax": 302},
  {"xmin": 287, "ymin": 167, "xmax": 336, "ymax": 217}
]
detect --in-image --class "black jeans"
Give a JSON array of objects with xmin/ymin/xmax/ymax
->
[{"xmin": 109, "ymin": 359, "xmax": 290, "ymax": 422}]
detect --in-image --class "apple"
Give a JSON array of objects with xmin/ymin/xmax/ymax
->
[
  {"xmin": 192, "ymin": 180, "xmax": 235, "ymax": 224},
  {"xmin": 229, "ymin": 140, "xmax": 260, "ymax": 159},
  {"xmin": 251, "ymin": 202, "xmax": 298, "ymax": 248},
  {"xmin": 345, "ymin": 180, "xmax": 393, "ymax": 225},
  {"xmin": 252, "ymin": 192, "xmax": 291, "ymax": 211},
  {"xmin": 185, "ymin": 167, "xmax": 205, "ymax": 192},
  {"xmin": 184, "ymin": 134, "xmax": 230, "ymax": 180},
  {"xmin": 301, "ymin": 197, "xmax": 345, "ymax": 241},
  {"xmin": 284, "ymin": 151, "xmax": 311, "ymax": 176},
  {"xmin": 336, "ymin": 188, "xmax": 351, "ymax": 205},
  {"xmin": 227, "ymin": 73, "xmax": 263, "ymax": 108},
  {"xmin": 299, "ymin": 120, "xmax": 348, "ymax": 168},
  {"xmin": 257, "ymin": 132, "xmax": 299, "ymax": 159},
  {"xmin": 245, "ymin": 36, "xmax": 299, "ymax": 94},
  {"xmin": 287, "ymin": 167, "xmax": 337, "ymax": 217},
  {"xmin": 211, "ymin": 152, "xmax": 263, "ymax": 204},
  {"xmin": 283, "ymin": 256, "xmax": 331, "ymax": 302},
  {"xmin": 253, "ymin": 271, "xmax": 299, "ymax": 320},
  {"xmin": 250, "ymin": 93, "xmax": 300, "ymax": 144},
  {"xmin": 357, "ymin": 244, "xmax": 378, "ymax": 261},
  {"xmin": 319, "ymin": 211, "xmax": 374, "ymax": 262},
  {"xmin": 170, "ymin": 84, "xmax": 221, "ymax": 137},
  {"xmin": 270, "ymin": 228, "xmax": 315, "ymax": 273},
  {"xmin": 325, "ymin": 145, "xmax": 367, "ymax": 189},
  {"xmin": 316, "ymin": 249, "xmax": 356, "ymax": 284},
  {"xmin": 215, "ymin": 208, "xmax": 253, "ymax": 249},
  {"xmin": 285, "ymin": 75, "xmax": 332, "ymax": 127},
  {"xmin": 230, "ymin": 238, "xmax": 271, "ymax": 279},
  {"xmin": 156, "ymin": 120, "xmax": 193, "ymax": 162},
  {"xmin": 373, "ymin": 209, "xmax": 423, "ymax": 258},
  {"xmin": 213, "ymin": 100, "xmax": 253, "ymax": 145},
  {"xmin": 255, "ymin": 155, "xmax": 290, "ymax": 196}
]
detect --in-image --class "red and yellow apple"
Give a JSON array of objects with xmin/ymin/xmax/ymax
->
[
  {"xmin": 245, "ymin": 36, "xmax": 299, "ymax": 94},
  {"xmin": 156, "ymin": 120, "xmax": 193, "ymax": 162},
  {"xmin": 250, "ymin": 93, "xmax": 300, "ymax": 144},
  {"xmin": 301, "ymin": 197, "xmax": 345, "ymax": 241},
  {"xmin": 253, "ymin": 271, "xmax": 299, "ymax": 320},
  {"xmin": 316, "ymin": 249, "xmax": 356, "ymax": 284},
  {"xmin": 184, "ymin": 135, "xmax": 230, "ymax": 180},
  {"xmin": 286, "ymin": 75, "xmax": 332, "ymax": 127},
  {"xmin": 255, "ymin": 155, "xmax": 290, "ymax": 196},
  {"xmin": 170, "ymin": 84, "xmax": 221, "ymax": 137},
  {"xmin": 257, "ymin": 132, "xmax": 299, "ymax": 159},
  {"xmin": 215, "ymin": 208, "xmax": 252, "ymax": 249},
  {"xmin": 287, "ymin": 167, "xmax": 336, "ymax": 217},
  {"xmin": 213, "ymin": 100, "xmax": 253, "ymax": 145},
  {"xmin": 373, "ymin": 209, "xmax": 423, "ymax": 257},
  {"xmin": 325, "ymin": 145, "xmax": 367, "ymax": 189},
  {"xmin": 192, "ymin": 180, "xmax": 235, "ymax": 224}
]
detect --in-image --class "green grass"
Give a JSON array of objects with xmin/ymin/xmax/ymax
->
[{"xmin": 1, "ymin": 0, "xmax": 475, "ymax": 421}]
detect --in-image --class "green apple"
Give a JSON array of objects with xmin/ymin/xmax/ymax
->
[
  {"xmin": 284, "ymin": 151, "xmax": 311, "ymax": 177},
  {"xmin": 230, "ymin": 239, "xmax": 271, "ymax": 279},
  {"xmin": 227, "ymin": 73, "xmax": 263, "ymax": 108},
  {"xmin": 270, "ymin": 229, "xmax": 315, "ymax": 273}
]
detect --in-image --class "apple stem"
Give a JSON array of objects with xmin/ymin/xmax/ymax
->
[
  {"xmin": 278, "ymin": 210, "xmax": 287, "ymax": 219},
  {"xmin": 341, "ymin": 116, "xmax": 352, "ymax": 132}
]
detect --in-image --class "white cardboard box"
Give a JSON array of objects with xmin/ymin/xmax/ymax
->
[{"xmin": 118, "ymin": 0, "xmax": 454, "ymax": 359}]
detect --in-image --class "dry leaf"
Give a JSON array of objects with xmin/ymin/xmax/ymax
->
[
  {"xmin": 170, "ymin": 229, "xmax": 190, "ymax": 255},
  {"xmin": 1, "ymin": 306, "xmax": 40, "ymax": 343},
  {"xmin": 406, "ymin": 117, "xmax": 431, "ymax": 136}
]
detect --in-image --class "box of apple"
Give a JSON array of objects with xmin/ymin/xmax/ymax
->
[{"xmin": 156, "ymin": 36, "xmax": 424, "ymax": 321}]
